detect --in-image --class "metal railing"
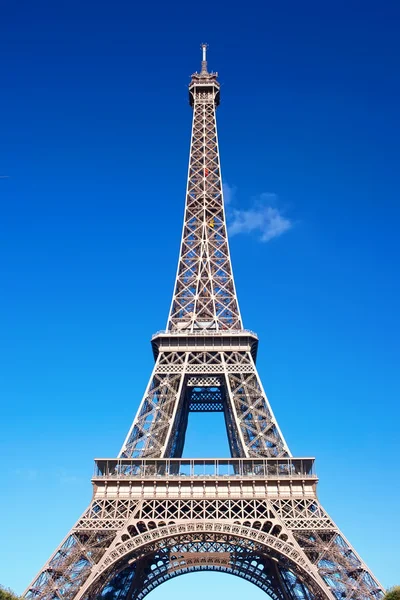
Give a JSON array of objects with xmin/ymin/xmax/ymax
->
[
  {"xmin": 93, "ymin": 457, "xmax": 316, "ymax": 479},
  {"xmin": 152, "ymin": 329, "xmax": 258, "ymax": 340}
]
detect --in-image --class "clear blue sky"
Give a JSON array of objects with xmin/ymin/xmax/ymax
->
[{"xmin": 1, "ymin": 0, "xmax": 399, "ymax": 595}]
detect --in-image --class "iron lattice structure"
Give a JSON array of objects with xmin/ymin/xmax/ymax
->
[{"xmin": 25, "ymin": 46, "xmax": 384, "ymax": 600}]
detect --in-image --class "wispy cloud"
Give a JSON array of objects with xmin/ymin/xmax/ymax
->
[
  {"xmin": 14, "ymin": 467, "xmax": 81, "ymax": 486},
  {"xmin": 56, "ymin": 468, "xmax": 80, "ymax": 485},
  {"xmin": 223, "ymin": 184, "xmax": 293, "ymax": 242},
  {"xmin": 15, "ymin": 468, "xmax": 38, "ymax": 481},
  {"xmin": 0, "ymin": 175, "xmax": 9, "ymax": 179},
  {"xmin": 223, "ymin": 182, "xmax": 236, "ymax": 206}
]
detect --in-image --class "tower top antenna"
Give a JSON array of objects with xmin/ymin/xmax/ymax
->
[{"xmin": 201, "ymin": 42, "xmax": 209, "ymax": 74}]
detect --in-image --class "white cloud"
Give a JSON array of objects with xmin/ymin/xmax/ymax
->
[
  {"xmin": 223, "ymin": 186, "xmax": 293, "ymax": 242},
  {"xmin": 223, "ymin": 182, "xmax": 236, "ymax": 206}
]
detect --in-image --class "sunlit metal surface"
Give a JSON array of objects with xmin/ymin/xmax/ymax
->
[{"xmin": 24, "ymin": 46, "xmax": 384, "ymax": 600}]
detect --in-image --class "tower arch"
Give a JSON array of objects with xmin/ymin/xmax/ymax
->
[{"xmin": 75, "ymin": 525, "xmax": 330, "ymax": 600}]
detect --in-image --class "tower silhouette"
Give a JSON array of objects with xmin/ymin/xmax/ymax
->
[{"xmin": 25, "ymin": 45, "xmax": 384, "ymax": 600}]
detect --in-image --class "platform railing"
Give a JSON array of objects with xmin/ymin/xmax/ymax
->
[
  {"xmin": 93, "ymin": 457, "xmax": 316, "ymax": 479},
  {"xmin": 152, "ymin": 329, "xmax": 258, "ymax": 339}
]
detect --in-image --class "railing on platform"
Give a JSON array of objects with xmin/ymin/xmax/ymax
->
[
  {"xmin": 93, "ymin": 457, "xmax": 316, "ymax": 479},
  {"xmin": 152, "ymin": 329, "xmax": 258, "ymax": 339}
]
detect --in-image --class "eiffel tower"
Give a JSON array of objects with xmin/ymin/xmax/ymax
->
[{"xmin": 25, "ymin": 45, "xmax": 385, "ymax": 600}]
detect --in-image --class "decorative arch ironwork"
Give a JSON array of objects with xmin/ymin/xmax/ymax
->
[{"xmin": 76, "ymin": 524, "xmax": 330, "ymax": 600}]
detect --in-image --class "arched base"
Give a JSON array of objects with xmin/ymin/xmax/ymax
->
[
  {"xmin": 84, "ymin": 530, "xmax": 329, "ymax": 600},
  {"xmin": 99, "ymin": 546, "xmax": 313, "ymax": 600}
]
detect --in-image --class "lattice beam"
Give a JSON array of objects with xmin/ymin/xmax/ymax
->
[
  {"xmin": 167, "ymin": 53, "xmax": 241, "ymax": 333},
  {"xmin": 118, "ymin": 349, "xmax": 289, "ymax": 459}
]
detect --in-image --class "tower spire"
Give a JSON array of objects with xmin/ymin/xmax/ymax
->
[
  {"xmin": 168, "ymin": 42, "xmax": 235, "ymax": 331},
  {"xmin": 201, "ymin": 42, "xmax": 208, "ymax": 74}
]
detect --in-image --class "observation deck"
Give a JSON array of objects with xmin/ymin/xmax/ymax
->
[
  {"xmin": 94, "ymin": 457, "xmax": 315, "ymax": 479},
  {"xmin": 189, "ymin": 43, "xmax": 220, "ymax": 106},
  {"xmin": 151, "ymin": 329, "xmax": 259, "ymax": 361},
  {"xmin": 92, "ymin": 457, "xmax": 318, "ymax": 501}
]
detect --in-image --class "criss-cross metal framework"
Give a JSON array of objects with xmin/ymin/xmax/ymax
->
[
  {"xmin": 24, "ymin": 46, "xmax": 385, "ymax": 600},
  {"xmin": 167, "ymin": 49, "xmax": 240, "ymax": 334}
]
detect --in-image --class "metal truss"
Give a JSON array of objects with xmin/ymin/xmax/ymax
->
[
  {"xmin": 167, "ymin": 47, "xmax": 241, "ymax": 333},
  {"xmin": 24, "ymin": 46, "xmax": 385, "ymax": 600},
  {"xmin": 24, "ymin": 518, "xmax": 329, "ymax": 599},
  {"xmin": 95, "ymin": 544, "xmax": 316, "ymax": 600},
  {"xmin": 118, "ymin": 348, "xmax": 289, "ymax": 459},
  {"xmin": 24, "ymin": 458, "xmax": 383, "ymax": 600}
]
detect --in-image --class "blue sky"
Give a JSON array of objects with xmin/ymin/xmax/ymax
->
[{"xmin": 1, "ymin": 0, "xmax": 399, "ymax": 595}]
